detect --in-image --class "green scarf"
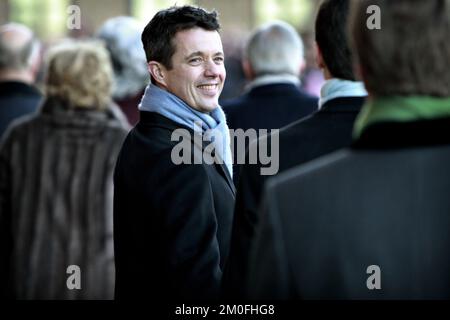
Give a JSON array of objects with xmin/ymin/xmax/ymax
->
[{"xmin": 353, "ymin": 96, "xmax": 450, "ymax": 139}]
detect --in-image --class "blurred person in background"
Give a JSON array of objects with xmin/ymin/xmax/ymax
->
[
  {"xmin": 0, "ymin": 40, "xmax": 129, "ymax": 299},
  {"xmin": 247, "ymin": 0, "xmax": 450, "ymax": 299},
  {"xmin": 222, "ymin": 21, "xmax": 318, "ymax": 183},
  {"xmin": 0, "ymin": 23, "xmax": 42, "ymax": 137},
  {"xmin": 97, "ymin": 16, "xmax": 149, "ymax": 126},
  {"xmin": 223, "ymin": 21, "xmax": 317, "ymax": 131}
]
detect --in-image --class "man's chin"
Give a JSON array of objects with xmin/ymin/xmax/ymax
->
[
  {"xmin": 195, "ymin": 102, "xmax": 219, "ymax": 113},
  {"xmin": 200, "ymin": 106, "xmax": 217, "ymax": 113}
]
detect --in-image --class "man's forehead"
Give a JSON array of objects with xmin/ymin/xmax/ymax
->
[{"xmin": 174, "ymin": 28, "xmax": 223, "ymax": 55}]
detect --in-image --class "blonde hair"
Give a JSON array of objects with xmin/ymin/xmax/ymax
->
[{"xmin": 46, "ymin": 40, "xmax": 113, "ymax": 109}]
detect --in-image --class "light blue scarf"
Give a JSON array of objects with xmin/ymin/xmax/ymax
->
[
  {"xmin": 319, "ymin": 78, "xmax": 367, "ymax": 109},
  {"xmin": 138, "ymin": 83, "xmax": 233, "ymax": 177}
]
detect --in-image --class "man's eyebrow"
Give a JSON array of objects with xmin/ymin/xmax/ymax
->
[
  {"xmin": 185, "ymin": 51, "xmax": 203, "ymax": 60},
  {"xmin": 185, "ymin": 51, "xmax": 224, "ymax": 60}
]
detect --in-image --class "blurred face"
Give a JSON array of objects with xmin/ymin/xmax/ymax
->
[{"xmin": 159, "ymin": 28, "xmax": 226, "ymax": 113}]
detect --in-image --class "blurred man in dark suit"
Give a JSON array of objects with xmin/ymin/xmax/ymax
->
[
  {"xmin": 0, "ymin": 23, "xmax": 42, "ymax": 137},
  {"xmin": 222, "ymin": 0, "xmax": 367, "ymax": 298},
  {"xmin": 248, "ymin": 0, "xmax": 450, "ymax": 299},
  {"xmin": 223, "ymin": 21, "xmax": 317, "ymax": 132},
  {"xmin": 223, "ymin": 21, "xmax": 318, "ymax": 183}
]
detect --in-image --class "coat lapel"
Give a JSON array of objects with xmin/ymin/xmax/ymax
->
[
  {"xmin": 214, "ymin": 160, "xmax": 236, "ymax": 197},
  {"xmin": 188, "ymin": 130, "xmax": 236, "ymax": 197}
]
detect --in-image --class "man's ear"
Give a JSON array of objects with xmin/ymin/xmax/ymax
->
[
  {"xmin": 148, "ymin": 61, "xmax": 167, "ymax": 87},
  {"xmin": 315, "ymin": 42, "xmax": 332, "ymax": 80},
  {"xmin": 315, "ymin": 42, "xmax": 325, "ymax": 69}
]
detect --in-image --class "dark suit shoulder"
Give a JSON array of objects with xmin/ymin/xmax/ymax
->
[
  {"xmin": 221, "ymin": 83, "xmax": 318, "ymax": 131},
  {"xmin": 116, "ymin": 115, "xmax": 223, "ymax": 193},
  {"xmin": 278, "ymin": 97, "xmax": 364, "ymax": 145},
  {"xmin": 261, "ymin": 145, "xmax": 450, "ymax": 298}
]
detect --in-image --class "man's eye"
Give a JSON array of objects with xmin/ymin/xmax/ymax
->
[
  {"xmin": 214, "ymin": 57, "xmax": 224, "ymax": 63},
  {"xmin": 189, "ymin": 58, "xmax": 202, "ymax": 64}
]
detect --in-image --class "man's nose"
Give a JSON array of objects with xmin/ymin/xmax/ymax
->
[{"xmin": 204, "ymin": 59, "xmax": 221, "ymax": 77}]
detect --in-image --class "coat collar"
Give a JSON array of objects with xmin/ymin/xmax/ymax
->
[
  {"xmin": 352, "ymin": 117, "xmax": 450, "ymax": 150},
  {"xmin": 0, "ymin": 81, "xmax": 41, "ymax": 98},
  {"xmin": 319, "ymin": 96, "xmax": 366, "ymax": 114}
]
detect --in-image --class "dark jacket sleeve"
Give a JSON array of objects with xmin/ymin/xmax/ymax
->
[{"xmin": 155, "ymin": 161, "xmax": 222, "ymax": 300}]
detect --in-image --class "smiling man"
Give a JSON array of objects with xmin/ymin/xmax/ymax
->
[{"xmin": 113, "ymin": 6, "xmax": 235, "ymax": 300}]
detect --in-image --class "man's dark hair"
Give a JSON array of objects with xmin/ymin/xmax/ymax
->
[
  {"xmin": 142, "ymin": 5, "xmax": 220, "ymax": 70},
  {"xmin": 350, "ymin": 0, "xmax": 450, "ymax": 96},
  {"xmin": 315, "ymin": 0, "xmax": 355, "ymax": 80}
]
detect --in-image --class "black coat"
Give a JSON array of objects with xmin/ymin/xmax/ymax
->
[
  {"xmin": 0, "ymin": 81, "xmax": 42, "ymax": 137},
  {"xmin": 113, "ymin": 111, "xmax": 235, "ymax": 301},
  {"xmin": 222, "ymin": 96, "xmax": 365, "ymax": 298},
  {"xmin": 222, "ymin": 83, "xmax": 318, "ymax": 183},
  {"xmin": 247, "ymin": 117, "xmax": 450, "ymax": 299}
]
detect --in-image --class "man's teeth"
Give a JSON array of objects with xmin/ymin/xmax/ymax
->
[{"xmin": 198, "ymin": 84, "xmax": 217, "ymax": 90}]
